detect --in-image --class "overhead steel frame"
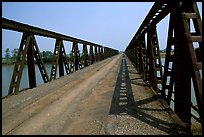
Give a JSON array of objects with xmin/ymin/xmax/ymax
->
[
  {"xmin": 125, "ymin": 1, "xmax": 202, "ymax": 133},
  {"xmin": 2, "ymin": 17, "xmax": 119, "ymax": 96}
]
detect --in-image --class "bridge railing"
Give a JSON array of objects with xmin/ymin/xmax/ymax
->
[
  {"xmin": 125, "ymin": 1, "xmax": 202, "ymax": 133},
  {"xmin": 2, "ymin": 17, "xmax": 119, "ymax": 96}
]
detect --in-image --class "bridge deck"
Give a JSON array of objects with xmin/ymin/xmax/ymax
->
[{"xmin": 2, "ymin": 54, "xmax": 188, "ymax": 135}]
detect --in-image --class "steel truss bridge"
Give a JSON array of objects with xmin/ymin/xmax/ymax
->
[{"xmin": 2, "ymin": 1, "xmax": 202, "ymax": 135}]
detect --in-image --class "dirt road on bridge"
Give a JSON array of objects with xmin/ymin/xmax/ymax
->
[
  {"xmin": 2, "ymin": 54, "xmax": 189, "ymax": 135},
  {"xmin": 2, "ymin": 54, "xmax": 122, "ymax": 135}
]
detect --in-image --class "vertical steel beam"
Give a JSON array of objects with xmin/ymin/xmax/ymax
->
[
  {"xmin": 60, "ymin": 42, "xmax": 70, "ymax": 75},
  {"xmin": 32, "ymin": 35, "xmax": 49, "ymax": 83},
  {"xmin": 146, "ymin": 42, "xmax": 150, "ymax": 81},
  {"xmin": 133, "ymin": 46, "xmax": 137, "ymax": 69},
  {"xmin": 98, "ymin": 47, "xmax": 101, "ymax": 61},
  {"xmin": 107, "ymin": 48, "xmax": 111, "ymax": 58},
  {"xmin": 106, "ymin": 47, "xmax": 110, "ymax": 58},
  {"xmin": 107, "ymin": 47, "xmax": 111, "ymax": 58},
  {"xmin": 173, "ymin": 1, "xmax": 203, "ymax": 130},
  {"xmin": 142, "ymin": 37, "xmax": 147, "ymax": 80},
  {"xmin": 70, "ymin": 43, "xmax": 74, "ymax": 72},
  {"xmin": 174, "ymin": 25, "xmax": 192, "ymax": 131},
  {"xmin": 72, "ymin": 42, "xmax": 79, "ymax": 71},
  {"xmin": 146, "ymin": 25, "xmax": 163, "ymax": 93},
  {"xmin": 182, "ymin": 2, "xmax": 203, "ymax": 128},
  {"xmin": 90, "ymin": 45, "xmax": 94, "ymax": 64},
  {"xmin": 50, "ymin": 39, "xmax": 61, "ymax": 81},
  {"xmin": 95, "ymin": 46, "xmax": 98, "ymax": 62},
  {"xmin": 161, "ymin": 12, "xmax": 176, "ymax": 104},
  {"xmin": 101, "ymin": 47, "xmax": 104, "ymax": 60},
  {"xmin": 27, "ymin": 36, "xmax": 37, "ymax": 88},
  {"xmin": 58, "ymin": 41, "xmax": 64, "ymax": 77},
  {"xmin": 83, "ymin": 44, "xmax": 88, "ymax": 67},
  {"xmin": 104, "ymin": 47, "xmax": 107, "ymax": 59},
  {"xmin": 137, "ymin": 41, "xmax": 142, "ymax": 73},
  {"xmin": 138, "ymin": 41, "xmax": 143, "ymax": 74},
  {"xmin": 106, "ymin": 48, "xmax": 109, "ymax": 58},
  {"xmin": 139, "ymin": 36, "xmax": 147, "ymax": 80},
  {"xmin": 8, "ymin": 33, "xmax": 31, "ymax": 95},
  {"xmin": 50, "ymin": 39, "xmax": 69, "ymax": 77},
  {"xmin": 135, "ymin": 45, "xmax": 139, "ymax": 71}
]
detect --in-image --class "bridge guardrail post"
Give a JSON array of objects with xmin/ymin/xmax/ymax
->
[
  {"xmin": 72, "ymin": 42, "xmax": 80, "ymax": 71},
  {"xmin": 83, "ymin": 44, "xmax": 88, "ymax": 67},
  {"xmin": 90, "ymin": 45, "xmax": 94, "ymax": 64},
  {"xmin": 27, "ymin": 35, "xmax": 37, "ymax": 88}
]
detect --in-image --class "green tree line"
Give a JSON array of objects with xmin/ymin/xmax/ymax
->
[
  {"xmin": 2, "ymin": 48, "xmax": 83, "ymax": 65},
  {"xmin": 2, "ymin": 48, "xmax": 18, "ymax": 65}
]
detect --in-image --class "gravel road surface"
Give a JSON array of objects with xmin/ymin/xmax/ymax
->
[{"xmin": 2, "ymin": 54, "xmax": 188, "ymax": 135}]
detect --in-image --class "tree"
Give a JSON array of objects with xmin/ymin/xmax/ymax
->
[
  {"xmin": 69, "ymin": 50, "xmax": 74, "ymax": 61},
  {"xmin": 11, "ymin": 48, "xmax": 18, "ymax": 60},
  {"xmin": 5, "ymin": 48, "xmax": 10, "ymax": 64},
  {"xmin": 42, "ymin": 51, "xmax": 53, "ymax": 63}
]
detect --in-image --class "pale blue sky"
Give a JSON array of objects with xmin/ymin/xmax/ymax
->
[{"xmin": 2, "ymin": 2, "xmax": 202, "ymax": 57}]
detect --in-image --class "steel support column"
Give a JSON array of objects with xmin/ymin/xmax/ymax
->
[
  {"xmin": 139, "ymin": 36, "xmax": 147, "ymax": 80},
  {"xmin": 83, "ymin": 44, "xmax": 88, "ymax": 67},
  {"xmin": 72, "ymin": 42, "xmax": 80, "ymax": 71},
  {"xmin": 60, "ymin": 43, "xmax": 70, "ymax": 75},
  {"xmin": 173, "ymin": 1, "xmax": 203, "ymax": 130},
  {"xmin": 50, "ymin": 39, "xmax": 61, "ymax": 80},
  {"xmin": 94, "ymin": 46, "xmax": 98, "ymax": 62},
  {"xmin": 98, "ymin": 46, "xmax": 100, "ymax": 61},
  {"xmin": 8, "ymin": 33, "xmax": 31, "ymax": 95},
  {"xmin": 101, "ymin": 47, "xmax": 104, "ymax": 60},
  {"xmin": 27, "ymin": 36, "xmax": 37, "ymax": 88},
  {"xmin": 146, "ymin": 25, "xmax": 163, "ymax": 93},
  {"xmin": 90, "ymin": 45, "xmax": 94, "ymax": 64},
  {"xmin": 162, "ymin": 12, "xmax": 176, "ymax": 103},
  {"xmin": 58, "ymin": 43, "xmax": 64, "ymax": 77}
]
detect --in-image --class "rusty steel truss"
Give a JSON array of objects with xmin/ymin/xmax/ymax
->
[
  {"xmin": 2, "ymin": 18, "xmax": 119, "ymax": 96},
  {"xmin": 125, "ymin": 1, "xmax": 202, "ymax": 134}
]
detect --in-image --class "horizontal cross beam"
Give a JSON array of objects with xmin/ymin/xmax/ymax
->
[{"xmin": 2, "ymin": 17, "xmax": 103, "ymax": 48}]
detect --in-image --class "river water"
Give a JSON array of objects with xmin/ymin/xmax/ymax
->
[{"xmin": 2, "ymin": 63, "xmax": 53, "ymax": 97}]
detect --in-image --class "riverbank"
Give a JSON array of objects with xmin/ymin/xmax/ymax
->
[
  {"xmin": 160, "ymin": 52, "xmax": 166, "ymax": 58},
  {"xmin": 2, "ymin": 58, "xmax": 16, "ymax": 65}
]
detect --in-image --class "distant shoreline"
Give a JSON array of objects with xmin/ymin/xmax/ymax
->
[
  {"xmin": 2, "ymin": 52, "xmax": 166, "ymax": 65},
  {"xmin": 160, "ymin": 52, "xmax": 166, "ymax": 58},
  {"xmin": 2, "ymin": 58, "xmax": 16, "ymax": 65}
]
